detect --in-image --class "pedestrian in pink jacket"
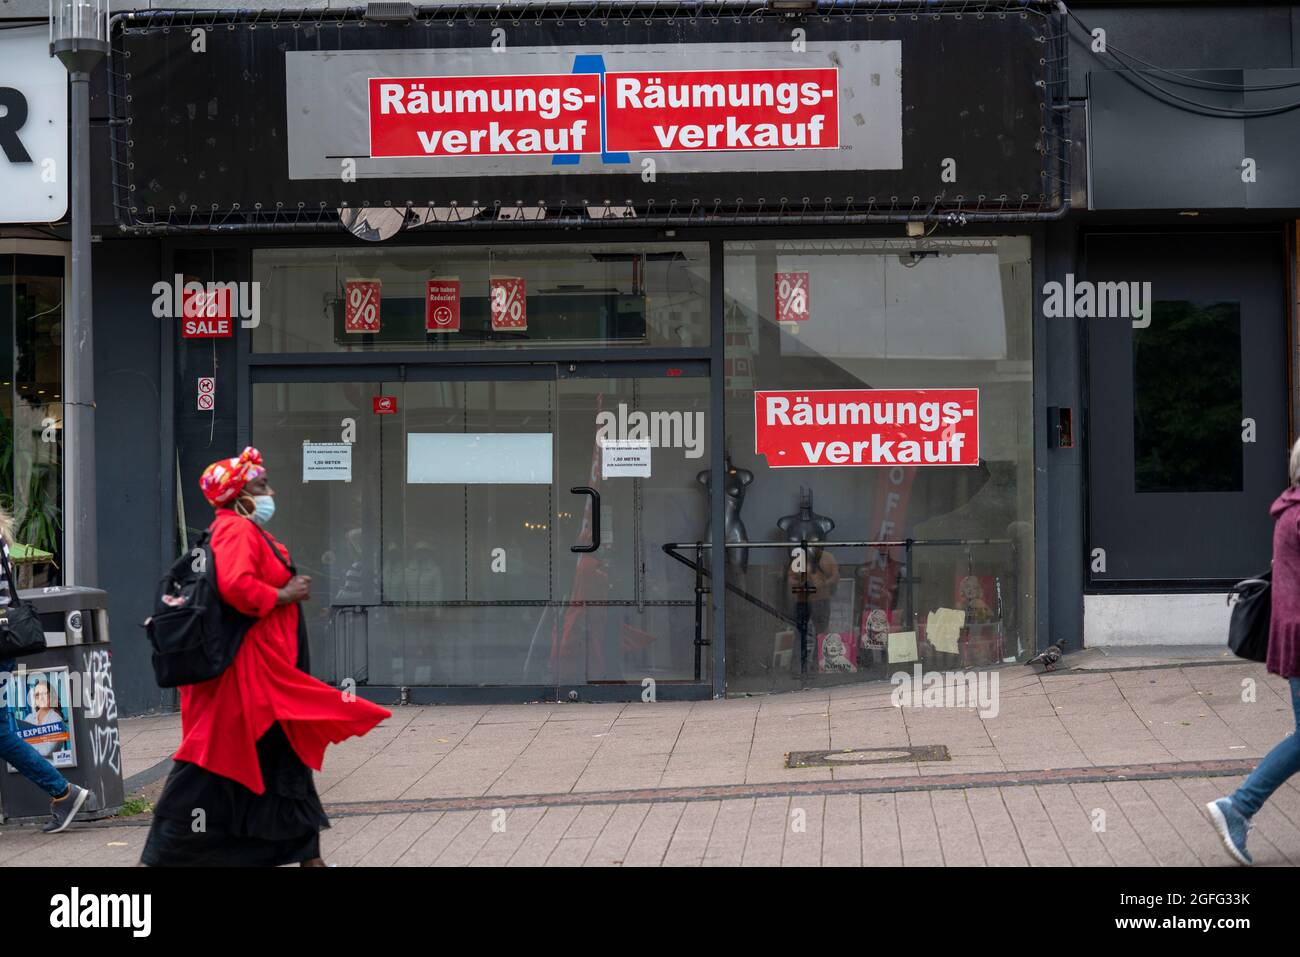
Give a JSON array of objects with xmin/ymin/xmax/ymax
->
[{"xmin": 1207, "ymin": 440, "xmax": 1300, "ymax": 865}]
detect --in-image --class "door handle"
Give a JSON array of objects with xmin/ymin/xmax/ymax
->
[{"xmin": 570, "ymin": 486, "xmax": 601, "ymax": 553}]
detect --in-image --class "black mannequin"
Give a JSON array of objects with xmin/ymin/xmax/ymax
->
[
  {"xmin": 776, "ymin": 487, "xmax": 835, "ymax": 564},
  {"xmin": 697, "ymin": 453, "xmax": 754, "ymax": 572},
  {"xmin": 777, "ymin": 488, "xmax": 836, "ymax": 674}
]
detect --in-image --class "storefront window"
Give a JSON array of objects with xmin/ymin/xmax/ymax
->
[
  {"xmin": 1134, "ymin": 300, "xmax": 1242, "ymax": 493},
  {"xmin": 722, "ymin": 237, "xmax": 1035, "ymax": 692},
  {"xmin": 251, "ymin": 371, "xmax": 711, "ymax": 689},
  {"xmin": 0, "ymin": 253, "xmax": 64, "ymax": 587},
  {"xmin": 252, "ymin": 243, "xmax": 710, "ymax": 352}
]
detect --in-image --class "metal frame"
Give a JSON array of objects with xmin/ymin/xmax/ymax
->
[
  {"xmin": 171, "ymin": 219, "xmax": 1045, "ymax": 702},
  {"xmin": 0, "ymin": 239, "xmax": 73, "ymax": 579},
  {"xmin": 106, "ymin": 1, "xmax": 1070, "ymax": 235},
  {"xmin": 231, "ymin": 248, "xmax": 722, "ymax": 698},
  {"xmin": 1078, "ymin": 223, "xmax": 1292, "ymax": 593}
]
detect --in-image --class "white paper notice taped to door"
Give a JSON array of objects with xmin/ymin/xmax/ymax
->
[
  {"xmin": 303, "ymin": 442, "xmax": 353, "ymax": 482},
  {"xmin": 601, "ymin": 439, "xmax": 651, "ymax": 478}
]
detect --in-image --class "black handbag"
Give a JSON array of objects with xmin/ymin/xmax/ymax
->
[
  {"xmin": 1227, "ymin": 569, "xmax": 1271, "ymax": 663},
  {"xmin": 0, "ymin": 542, "xmax": 47, "ymax": 658}
]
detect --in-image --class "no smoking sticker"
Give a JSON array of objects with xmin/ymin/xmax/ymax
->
[{"xmin": 197, "ymin": 377, "xmax": 215, "ymax": 411}]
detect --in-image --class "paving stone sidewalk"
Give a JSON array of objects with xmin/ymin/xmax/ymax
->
[{"xmin": 2, "ymin": 661, "xmax": 1298, "ymax": 866}]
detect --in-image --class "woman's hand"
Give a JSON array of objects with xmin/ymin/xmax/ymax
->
[{"xmin": 276, "ymin": 575, "xmax": 312, "ymax": 606}]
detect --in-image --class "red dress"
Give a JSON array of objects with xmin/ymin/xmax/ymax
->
[{"xmin": 172, "ymin": 509, "xmax": 390, "ymax": 792}]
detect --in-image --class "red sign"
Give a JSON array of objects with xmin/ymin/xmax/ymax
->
[
  {"xmin": 373, "ymin": 396, "xmax": 398, "ymax": 415},
  {"xmin": 858, "ymin": 465, "xmax": 919, "ymax": 648},
  {"xmin": 775, "ymin": 272, "xmax": 810, "ymax": 323},
  {"xmin": 754, "ymin": 389, "xmax": 980, "ymax": 468},
  {"xmin": 490, "ymin": 277, "xmax": 527, "ymax": 331},
  {"xmin": 181, "ymin": 287, "xmax": 234, "ymax": 338},
  {"xmin": 603, "ymin": 69, "xmax": 839, "ymax": 153},
  {"xmin": 426, "ymin": 278, "xmax": 461, "ymax": 333},
  {"xmin": 369, "ymin": 75, "xmax": 602, "ymax": 158},
  {"xmin": 345, "ymin": 279, "xmax": 382, "ymax": 333}
]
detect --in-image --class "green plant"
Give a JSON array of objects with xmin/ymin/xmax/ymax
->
[
  {"xmin": 0, "ymin": 406, "xmax": 13, "ymax": 516},
  {"xmin": 116, "ymin": 796, "xmax": 153, "ymax": 817},
  {"xmin": 16, "ymin": 461, "xmax": 61, "ymax": 557}
]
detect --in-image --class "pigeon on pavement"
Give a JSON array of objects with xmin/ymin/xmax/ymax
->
[{"xmin": 1026, "ymin": 642, "xmax": 1065, "ymax": 672}]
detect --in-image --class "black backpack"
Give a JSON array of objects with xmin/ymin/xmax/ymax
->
[
  {"xmin": 1227, "ymin": 569, "xmax": 1271, "ymax": 663},
  {"xmin": 142, "ymin": 530, "xmax": 257, "ymax": 688}
]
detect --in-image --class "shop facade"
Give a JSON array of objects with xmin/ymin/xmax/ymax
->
[
  {"xmin": 61, "ymin": 0, "xmax": 1300, "ymax": 714},
  {"xmin": 0, "ymin": 24, "xmax": 72, "ymax": 590}
]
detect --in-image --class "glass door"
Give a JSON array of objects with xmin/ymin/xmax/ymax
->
[{"xmin": 250, "ymin": 361, "xmax": 711, "ymax": 694}]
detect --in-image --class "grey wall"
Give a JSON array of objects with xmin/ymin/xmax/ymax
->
[
  {"xmin": 1067, "ymin": 3, "xmax": 1299, "ymax": 100},
  {"xmin": 93, "ymin": 239, "xmax": 167, "ymax": 715},
  {"xmin": 1041, "ymin": 223, "xmax": 1085, "ymax": 651}
]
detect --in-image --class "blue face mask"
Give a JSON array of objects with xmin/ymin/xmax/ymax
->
[{"xmin": 250, "ymin": 494, "xmax": 276, "ymax": 526}]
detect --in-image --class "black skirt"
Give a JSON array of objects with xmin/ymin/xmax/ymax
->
[{"xmin": 141, "ymin": 614, "xmax": 330, "ymax": 867}]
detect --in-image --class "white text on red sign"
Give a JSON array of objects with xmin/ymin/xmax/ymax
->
[
  {"xmin": 775, "ymin": 272, "xmax": 810, "ymax": 323},
  {"xmin": 753, "ymin": 389, "xmax": 980, "ymax": 467},
  {"xmin": 604, "ymin": 69, "xmax": 839, "ymax": 152},
  {"xmin": 345, "ymin": 279, "xmax": 382, "ymax": 333},
  {"xmin": 369, "ymin": 75, "xmax": 602, "ymax": 157},
  {"xmin": 367, "ymin": 68, "xmax": 839, "ymax": 158}
]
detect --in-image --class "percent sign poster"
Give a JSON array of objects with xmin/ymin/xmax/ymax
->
[
  {"xmin": 775, "ymin": 271, "xmax": 810, "ymax": 324},
  {"xmin": 344, "ymin": 278, "xmax": 382, "ymax": 333},
  {"xmin": 490, "ymin": 276, "xmax": 527, "ymax": 331}
]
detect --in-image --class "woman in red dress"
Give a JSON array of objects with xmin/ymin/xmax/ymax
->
[{"xmin": 142, "ymin": 448, "xmax": 391, "ymax": 866}]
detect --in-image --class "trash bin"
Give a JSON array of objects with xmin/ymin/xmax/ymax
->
[{"xmin": 0, "ymin": 586, "xmax": 125, "ymax": 823}]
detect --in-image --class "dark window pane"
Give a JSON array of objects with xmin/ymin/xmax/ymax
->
[{"xmin": 1133, "ymin": 300, "xmax": 1242, "ymax": 493}]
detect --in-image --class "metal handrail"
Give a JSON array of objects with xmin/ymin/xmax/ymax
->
[{"xmin": 663, "ymin": 537, "xmax": 1017, "ymax": 681}]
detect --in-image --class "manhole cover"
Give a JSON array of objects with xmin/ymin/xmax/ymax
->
[{"xmin": 785, "ymin": 744, "xmax": 950, "ymax": 769}]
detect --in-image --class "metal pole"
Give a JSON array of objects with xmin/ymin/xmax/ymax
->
[
  {"xmin": 65, "ymin": 71, "xmax": 97, "ymax": 587},
  {"xmin": 693, "ymin": 542, "xmax": 704, "ymax": 682}
]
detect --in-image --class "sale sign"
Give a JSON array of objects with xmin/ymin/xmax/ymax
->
[
  {"xmin": 754, "ymin": 389, "xmax": 980, "ymax": 467},
  {"xmin": 373, "ymin": 395, "xmax": 398, "ymax": 415},
  {"xmin": 425, "ymin": 278, "xmax": 461, "ymax": 333},
  {"xmin": 369, "ymin": 75, "xmax": 602, "ymax": 158},
  {"xmin": 490, "ymin": 276, "xmax": 527, "ymax": 331},
  {"xmin": 181, "ymin": 287, "xmax": 233, "ymax": 338},
  {"xmin": 775, "ymin": 272, "xmax": 810, "ymax": 323},
  {"xmin": 345, "ymin": 279, "xmax": 382, "ymax": 333},
  {"xmin": 603, "ymin": 69, "xmax": 839, "ymax": 153}
]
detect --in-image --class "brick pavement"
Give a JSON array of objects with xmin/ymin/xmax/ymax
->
[{"xmin": 1, "ymin": 660, "xmax": 1297, "ymax": 866}]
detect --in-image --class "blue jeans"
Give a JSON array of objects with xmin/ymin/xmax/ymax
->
[
  {"xmin": 1232, "ymin": 677, "xmax": 1300, "ymax": 817},
  {"xmin": 0, "ymin": 658, "xmax": 70, "ymax": 799}
]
